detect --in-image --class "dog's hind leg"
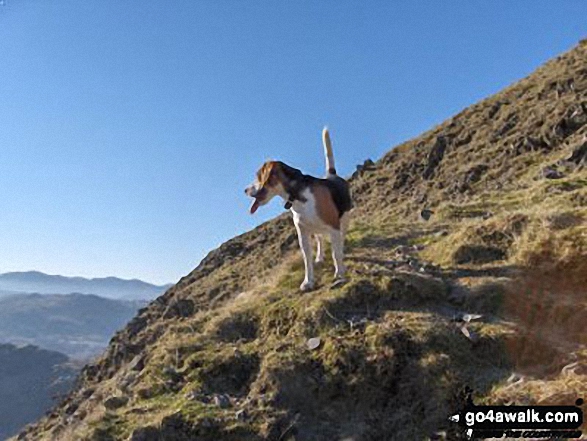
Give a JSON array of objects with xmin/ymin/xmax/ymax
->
[
  {"xmin": 296, "ymin": 225, "xmax": 315, "ymax": 291},
  {"xmin": 315, "ymin": 235, "xmax": 325, "ymax": 263},
  {"xmin": 340, "ymin": 212, "xmax": 351, "ymax": 237},
  {"xmin": 330, "ymin": 229, "xmax": 346, "ymax": 281}
]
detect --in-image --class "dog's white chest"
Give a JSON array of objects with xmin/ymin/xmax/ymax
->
[{"xmin": 290, "ymin": 189, "xmax": 331, "ymax": 233}]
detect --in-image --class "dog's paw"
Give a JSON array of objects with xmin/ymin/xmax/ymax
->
[
  {"xmin": 314, "ymin": 257, "xmax": 324, "ymax": 265},
  {"xmin": 300, "ymin": 280, "xmax": 315, "ymax": 292}
]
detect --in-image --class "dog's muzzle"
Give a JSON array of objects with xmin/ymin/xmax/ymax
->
[{"xmin": 245, "ymin": 186, "xmax": 267, "ymax": 214}]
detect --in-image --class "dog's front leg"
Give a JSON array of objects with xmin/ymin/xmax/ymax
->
[{"xmin": 295, "ymin": 225, "xmax": 315, "ymax": 291}]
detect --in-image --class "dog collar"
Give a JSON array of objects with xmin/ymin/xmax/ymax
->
[{"xmin": 284, "ymin": 195, "xmax": 295, "ymax": 210}]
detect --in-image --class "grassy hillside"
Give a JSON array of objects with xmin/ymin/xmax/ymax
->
[{"xmin": 16, "ymin": 40, "xmax": 587, "ymax": 440}]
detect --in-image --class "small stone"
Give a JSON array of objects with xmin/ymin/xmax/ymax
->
[
  {"xmin": 541, "ymin": 166, "xmax": 564, "ymax": 179},
  {"xmin": 307, "ymin": 337, "xmax": 322, "ymax": 350},
  {"xmin": 566, "ymin": 140, "xmax": 587, "ymax": 165},
  {"xmin": 420, "ymin": 208, "xmax": 434, "ymax": 221},
  {"xmin": 127, "ymin": 355, "xmax": 146, "ymax": 372},
  {"xmin": 185, "ymin": 390, "xmax": 200, "ymax": 401},
  {"xmin": 119, "ymin": 372, "xmax": 137, "ymax": 391},
  {"xmin": 81, "ymin": 388, "xmax": 95, "ymax": 399},
  {"xmin": 507, "ymin": 373, "xmax": 524, "ymax": 384},
  {"xmin": 136, "ymin": 388, "xmax": 153, "ymax": 400},
  {"xmin": 213, "ymin": 394, "xmax": 231, "ymax": 409},
  {"xmin": 462, "ymin": 313, "xmax": 482, "ymax": 323},
  {"xmin": 459, "ymin": 326, "xmax": 479, "ymax": 343}
]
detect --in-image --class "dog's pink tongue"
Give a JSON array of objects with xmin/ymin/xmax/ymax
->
[{"xmin": 250, "ymin": 199, "xmax": 260, "ymax": 214}]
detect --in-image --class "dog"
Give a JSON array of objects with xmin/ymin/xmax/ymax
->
[{"xmin": 245, "ymin": 128, "xmax": 352, "ymax": 291}]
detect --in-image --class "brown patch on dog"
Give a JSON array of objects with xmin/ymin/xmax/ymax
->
[
  {"xmin": 311, "ymin": 183, "xmax": 340, "ymax": 229},
  {"xmin": 257, "ymin": 161, "xmax": 278, "ymax": 187},
  {"xmin": 257, "ymin": 161, "xmax": 291, "ymax": 190}
]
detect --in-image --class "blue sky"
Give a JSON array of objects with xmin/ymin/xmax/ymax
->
[{"xmin": 0, "ymin": 1, "xmax": 585, "ymax": 284}]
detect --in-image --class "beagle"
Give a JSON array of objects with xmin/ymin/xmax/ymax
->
[{"xmin": 245, "ymin": 128, "xmax": 352, "ymax": 291}]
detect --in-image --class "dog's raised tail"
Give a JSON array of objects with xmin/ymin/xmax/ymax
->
[{"xmin": 322, "ymin": 127, "xmax": 336, "ymax": 176}]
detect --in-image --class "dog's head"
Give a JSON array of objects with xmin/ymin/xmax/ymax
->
[{"xmin": 245, "ymin": 161, "xmax": 302, "ymax": 214}]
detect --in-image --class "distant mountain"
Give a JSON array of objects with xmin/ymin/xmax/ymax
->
[
  {"xmin": 0, "ymin": 289, "xmax": 27, "ymax": 298},
  {"xmin": 0, "ymin": 343, "xmax": 77, "ymax": 440},
  {"xmin": 0, "ymin": 271, "xmax": 171, "ymax": 301},
  {"xmin": 0, "ymin": 293, "xmax": 146, "ymax": 359}
]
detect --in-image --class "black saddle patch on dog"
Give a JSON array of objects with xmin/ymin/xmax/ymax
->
[
  {"xmin": 323, "ymin": 175, "xmax": 353, "ymax": 218},
  {"xmin": 279, "ymin": 162, "xmax": 352, "ymax": 218}
]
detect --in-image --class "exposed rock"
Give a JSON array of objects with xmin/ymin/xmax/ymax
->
[
  {"xmin": 213, "ymin": 394, "xmax": 231, "ymax": 409},
  {"xmin": 306, "ymin": 337, "xmax": 322, "ymax": 351},
  {"xmin": 541, "ymin": 166, "xmax": 565, "ymax": 180},
  {"xmin": 130, "ymin": 426, "xmax": 160, "ymax": 441},
  {"xmin": 566, "ymin": 139, "xmax": 587, "ymax": 165},
  {"xmin": 353, "ymin": 158, "xmax": 376, "ymax": 178},
  {"xmin": 453, "ymin": 245, "xmax": 506, "ymax": 264},
  {"xmin": 162, "ymin": 298, "xmax": 195, "ymax": 319},
  {"xmin": 459, "ymin": 325, "xmax": 480, "ymax": 344},
  {"xmin": 487, "ymin": 101, "xmax": 502, "ymax": 119},
  {"xmin": 127, "ymin": 316, "xmax": 148, "ymax": 338},
  {"xmin": 127, "ymin": 354, "xmax": 146, "ymax": 372},
  {"xmin": 103, "ymin": 395, "xmax": 129, "ymax": 410},
  {"xmin": 454, "ymin": 131, "xmax": 473, "ymax": 147},
  {"xmin": 159, "ymin": 412, "xmax": 195, "ymax": 441},
  {"xmin": 235, "ymin": 409, "xmax": 248, "ymax": 421},
  {"xmin": 136, "ymin": 387, "xmax": 153, "ymax": 400},
  {"xmin": 420, "ymin": 208, "xmax": 434, "ymax": 221},
  {"xmin": 214, "ymin": 311, "xmax": 259, "ymax": 343},
  {"xmin": 547, "ymin": 212, "xmax": 584, "ymax": 230},
  {"xmin": 392, "ymin": 171, "xmax": 410, "ymax": 189},
  {"xmin": 552, "ymin": 103, "xmax": 587, "ymax": 141},
  {"xmin": 491, "ymin": 113, "xmax": 518, "ymax": 141},
  {"xmin": 511, "ymin": 135, "xmax": 551, "ymax": 155},
  {"xmin": 423, "ymin": 135, "xmax": 449, "ymax": 179},
  {"xmin": 459, "ymin": 164, "xmax": 489, "ymax": 192},
  {"xmin": 199, "ymin": 353, "xmax": 259, "ymax": 397},
  {"xmin": 118, "ymin": 372, "xmax": 137, "ymax": 391},
  {"xmin": 462, "ymin": 313, "xmax": 483, "ymax": 323}
]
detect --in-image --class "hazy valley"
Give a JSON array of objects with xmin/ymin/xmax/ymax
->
[{"xmin": 0, "ymin": 273, "xmax": 170, "ymax": 440}]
